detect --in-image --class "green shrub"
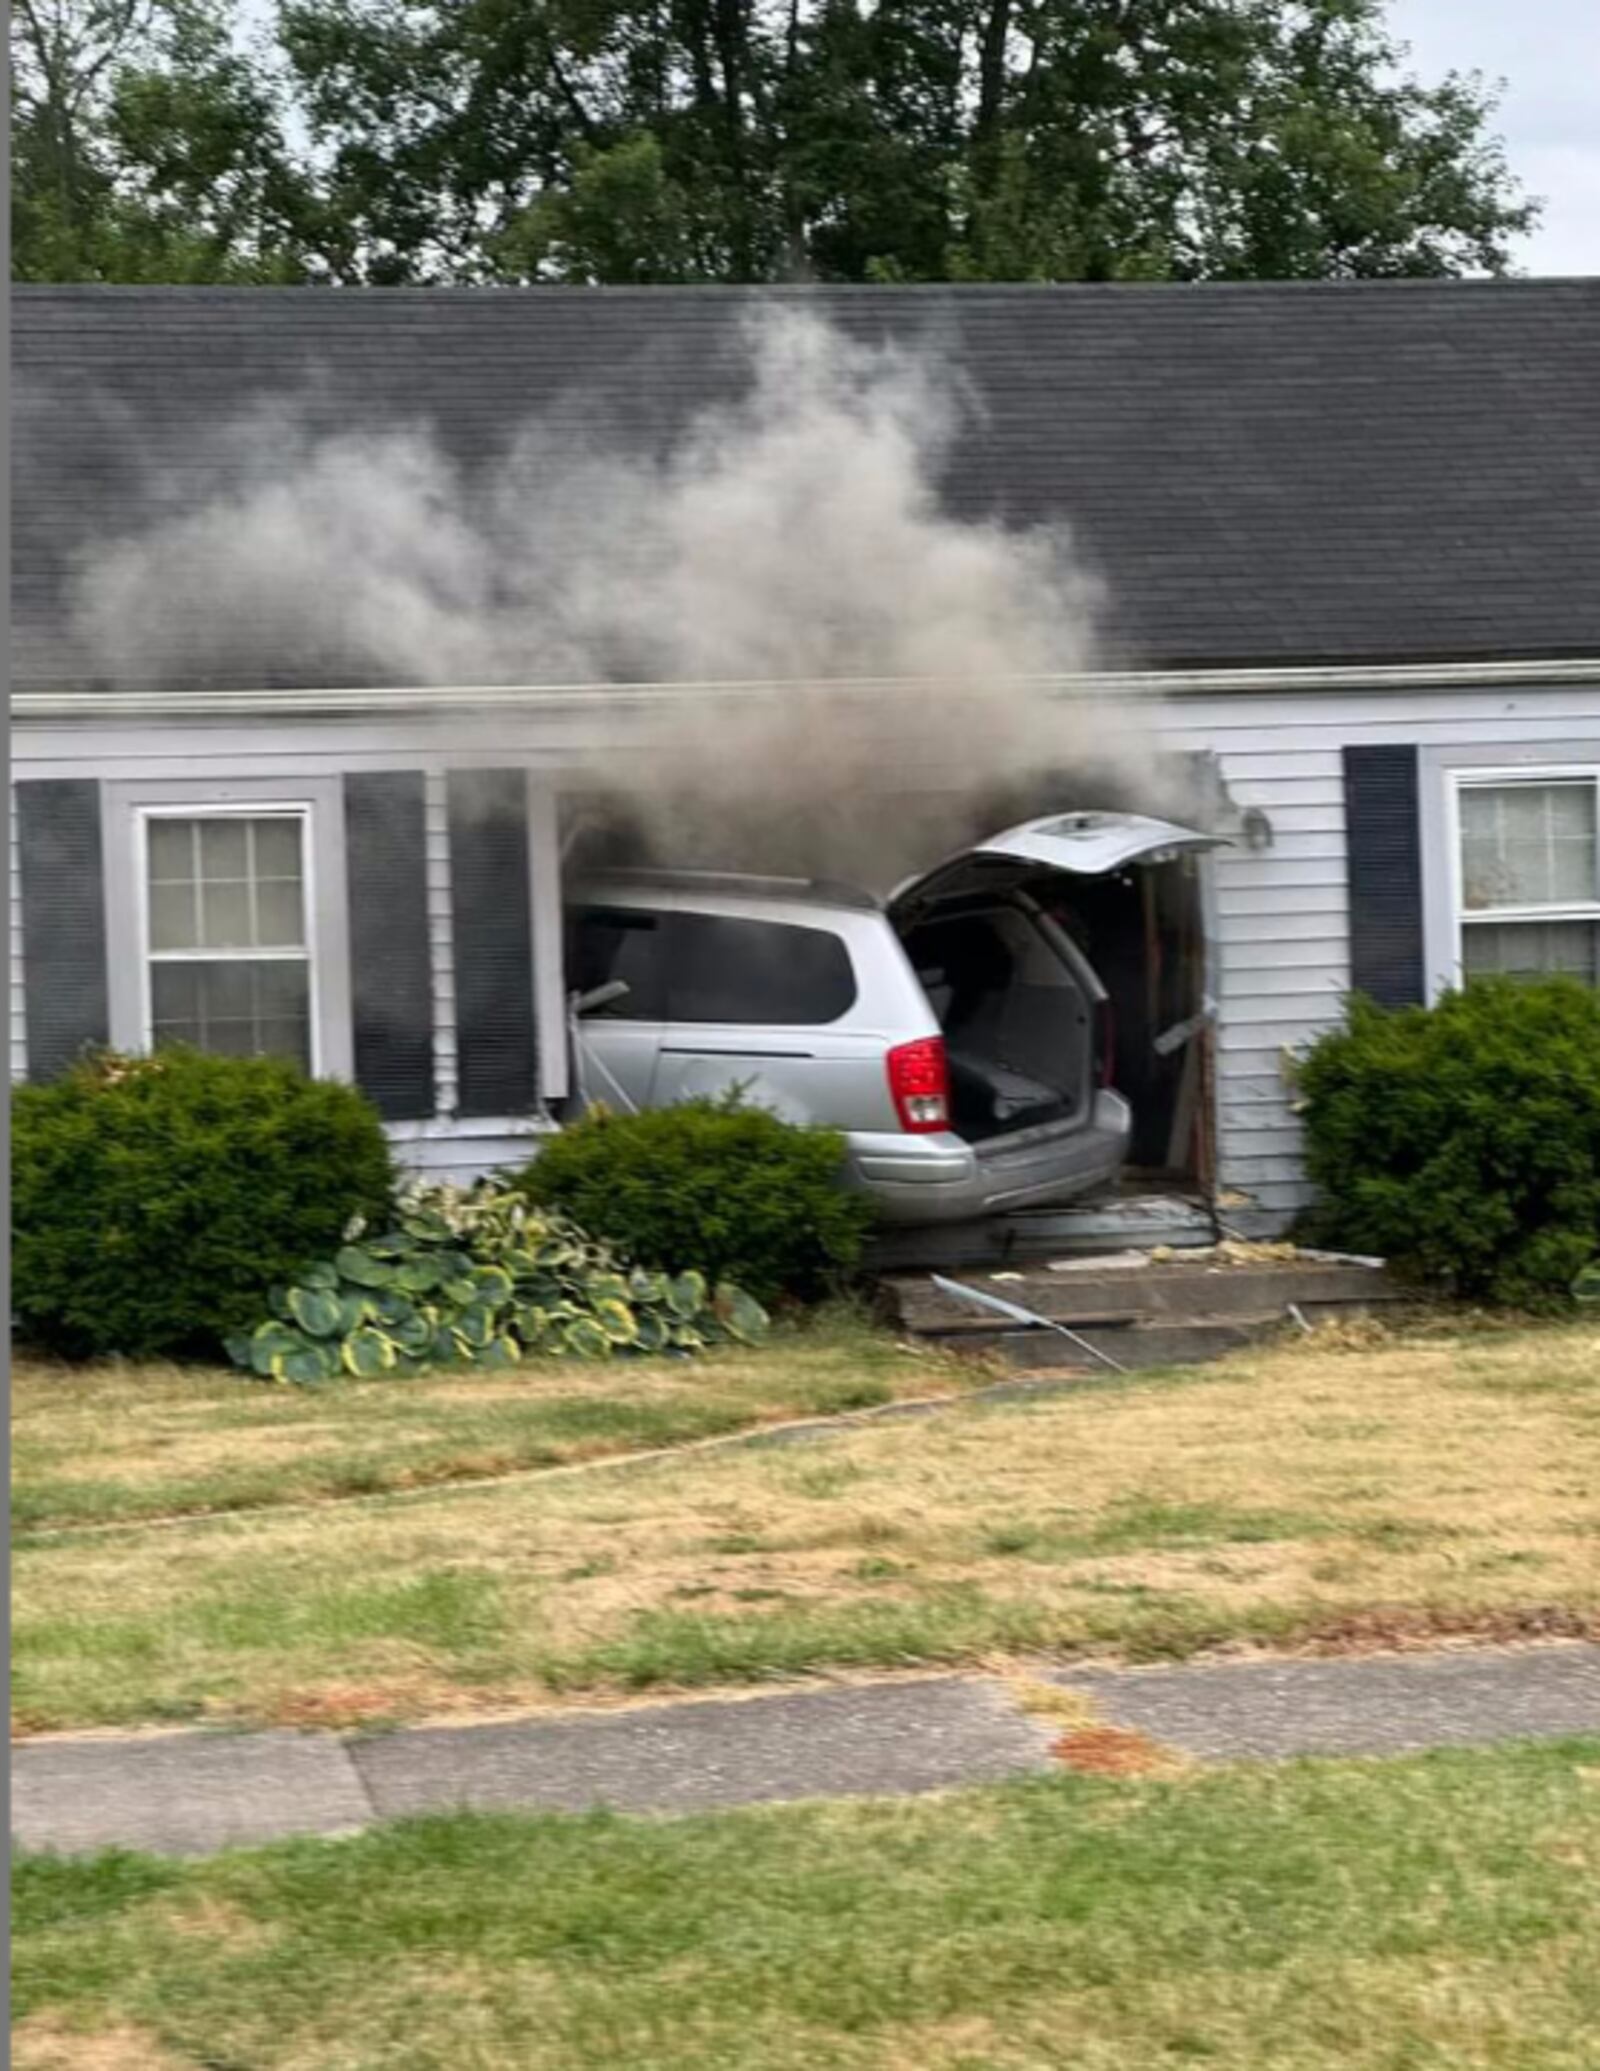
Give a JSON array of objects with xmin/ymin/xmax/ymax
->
[
  {"xmin": 12, "ymin": 1048, "xmax": 395, "ymax": 1360},
  {"xmin": 1297, "ymin": 979, "xmax": 1600, "ymax": 1308},
  {"xmin": 231, "ymin": 1180, "xmax": 768, "ymax": 1384},
  {"xmin": 516, "ymin": 1100, "xmax": 873, "ymax": 1306}
]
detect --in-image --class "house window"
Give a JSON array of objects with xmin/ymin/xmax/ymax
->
[
  {"xmin": 1456, "ymin": 772, "xmax": 1600, "ymax": 985},
  {"xmin": 143, "ymin": 810, "xmax": 315, "ymax": 1067}
]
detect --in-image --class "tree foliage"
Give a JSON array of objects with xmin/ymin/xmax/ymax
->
[
  {"xmin": 13, "ymin": 0, "xmax": 1538, "ymax": 285},
  {"xmin": 11, "ymin": 0, "xmax": 317, "ymax": 279}
]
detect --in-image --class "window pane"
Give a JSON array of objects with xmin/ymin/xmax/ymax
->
[
  {"xmin": 257, "ymin": 1019, "xmax": 312, "ymax": 1072},
  {"xmin": 200, "ymin": 879, "xmax": 254, "ymax": 949},
  {"xmin": 149, "ymin": 880, "xmax": 199, "ymax": 952},
  {"xmin": 151, "ymin": 959, "xmax": 310, "ymax": 1065},
  {"xmin": 254, "ymin": 878, "xmax": 305, "ymax": 948},
  {"xmin": 151, "ymin": 965, "xmax": 199, "ymax": 1022},
  {"xmin": 199, "ymin": 819, "xmax": 250, "ymax": 879},
  {"xmin": 255, "ymin": 961, "xmax": 310, "ymax": 1014},
  {"xmin": 1460, "ymin": 782, "xmax": 1598, "ymax": 910},
  {"xmin": 201, "ymin": 961, "xmax": 255, "ymax": 1021},
  {"xmin": 665, "ymin": 914, "xmax": 857, "ymax": 1025},
  {"xmin": 1463, "ymin": 921, "xmax": 1599, "ymax": 984},
  {"xmin": 147, "ymin": 819, "xmax": 195, "ymax": 883},
  {"xmin": 252, "ymin": 819, "xmax": 303, "ymax": 879},
  {"xmin": 206, "ymin": 1018, "xmax": 258, "ymax": 1057},
  {"xmin": 150, "ymin": 817, "xmax": 308, "ymax": 948}
]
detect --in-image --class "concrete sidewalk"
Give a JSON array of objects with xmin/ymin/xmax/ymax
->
[{"xmin": 14, "ymin": 1643, "xmax": 1600, "ymax": 1859}]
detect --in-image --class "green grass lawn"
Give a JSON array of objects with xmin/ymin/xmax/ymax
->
[
  {"xmin": 12, "ymin": 1310, "xmax": 963, "ymax": 1532},
  {"xmin": 13, "ymin": 1320, "xmax": 1599, "ymax": 1734},
  {"xmin": 14, "ymin": 1738, "xmax": 1600, "ymax": 2070}
]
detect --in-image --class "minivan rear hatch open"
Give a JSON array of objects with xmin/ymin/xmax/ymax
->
[
  {"xmin": 888, "ymin": 811, "xmax": 1225, "ymax": 1158},
  {"xmin": 887, "ymin": 811, "xmax": 1224, "ymax": 918}
]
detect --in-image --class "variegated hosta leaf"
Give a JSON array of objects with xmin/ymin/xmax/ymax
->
[
  {"xmin": 667, "ymin": 1270, "xmax": 708, "ymax": 1318},
  {"xmin": 713, "ymin": 1283, "xmax": 770, "ymax": 1345},
  {"xmin": 235, "ymin": 1178, "xmax": 762, "ymax": 1384},
  {"xmin": 343, "ymin": 1327, "xmax": 398, "ymax": 1378},
  {"xmin": 592, "ymin": 1297, "xmax": 639, "ymax": 1345},
  {"xmin": 632, "ymin": 1310, "xmax": 669, "ymax": 1353},
  {"xmin": 335, "ymin": 1245, "xmax": 393, "ymax": 1288},
  {"xmin": 286, "ymin": 1285, "xmax": 343, "ymax": 1337}
]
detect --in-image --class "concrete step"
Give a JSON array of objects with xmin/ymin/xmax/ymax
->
[
  {"xmin": 867, "ymin": 1192, "xmax": 1217, "ymax": 1271},
  {"xmin": 885, "ymin": 1259, "xmax": 1400, "ymax": 1333},
  {"xmin": 952, "ymin": 1315, "xmax": 1290, "ymax": 1373}
]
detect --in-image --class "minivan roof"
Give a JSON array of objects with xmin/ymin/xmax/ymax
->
[{"xmin": 575, "ymin": 868, "xmax": 884, "ymax": 913}]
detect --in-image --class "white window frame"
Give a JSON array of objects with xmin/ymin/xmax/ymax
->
[
  {"xmin": 1446, "ymin": 763, "xmax": 1600, "ymax": 986},
  {"xmin": 102, "ymin": 777, "xmax": 354, "ymax": 1080},
  {"xmin": 137, "ymin": 802, "xmax": 321, "ymax": 1070}
]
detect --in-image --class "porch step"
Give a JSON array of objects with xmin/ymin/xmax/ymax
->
[
  {"xmin": 992, "ymin": 1316, "xmax": 1276, "ymax": 1371},
  {"xmin": 878, "ymin": 1255, "xmax": 1402, "ymax": 1372},
  {"xmin": 866, "ymin": 1192, "xmax": 1217, "ymax": 1272},
  {"xmin": 886, "ymin": 1260, "xmax": 1401, "ymax": 1332}
]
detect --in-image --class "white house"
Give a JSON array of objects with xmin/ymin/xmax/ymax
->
[{"xmin": 12, "ymin": 281, "xmax": 1600, "ymax": 1234}]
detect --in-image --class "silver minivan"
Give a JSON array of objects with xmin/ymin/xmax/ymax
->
[{"xmin": 564, "ymin": 812, "xmax": 1219, "ymax": 1225}]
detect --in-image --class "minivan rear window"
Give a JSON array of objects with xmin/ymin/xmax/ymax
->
[{"xmin": 667, "ymin": 914, "xmax": 858, "ymax": 1025}]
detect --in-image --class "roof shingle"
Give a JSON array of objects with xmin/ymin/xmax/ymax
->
[{"xmin": 12, "ymin": 278, "xmax": 1600, "ymax": 691}]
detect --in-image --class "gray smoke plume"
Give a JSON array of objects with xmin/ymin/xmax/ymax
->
[{"xmin": 74, "ymin": 310, "xmax": 1166, "ymax": 888}]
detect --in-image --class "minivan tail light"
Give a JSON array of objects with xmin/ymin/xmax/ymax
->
[{"xmin": 887, "ymin": 1036, "xmax": 950, "ymax": 1132}]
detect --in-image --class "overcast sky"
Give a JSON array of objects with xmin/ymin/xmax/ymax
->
[{"xmin": 1388, "ymin": 0, "xmax": 1598, "ymax": 273}]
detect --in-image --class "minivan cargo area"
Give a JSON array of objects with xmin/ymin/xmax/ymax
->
[{"xmin": 563, "ymin": 813, "xmax": 1221, "ymax": 1226}]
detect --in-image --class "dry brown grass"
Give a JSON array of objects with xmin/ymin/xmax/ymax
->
[
  {"xmin": 12, "ymin": 1319, "xmax": 971, "ymax": 1531},
  {"xmin": 13, "ymin": 1320, "xmax": 1599, "ymax": 1733},
  {"xmin": 10, "ymin": 2017, "xmax": 191, "ymax": 2071}
]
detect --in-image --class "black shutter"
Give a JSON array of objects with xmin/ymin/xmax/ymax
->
[
  {"xmin": 448, "ymin": 769, "xmax": 537, "ymax": 1115},
  {"xmin": 1344, "ymin": 744, "xmax": 1425, "ymax": 1009},
  {"xmin": 344, "ymin": 772, "xmax": 434, "ymax": 1119},
  {"xmin": 16, "ymin": 778, "xmax": 109, "ymax": 1079}
]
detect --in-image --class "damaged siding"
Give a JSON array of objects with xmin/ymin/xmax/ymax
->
[{"xmin": 1156, "ymin": 684, "xmax": 1600, "ymax": 1236}]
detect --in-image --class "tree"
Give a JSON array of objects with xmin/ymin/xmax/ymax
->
[
  {"xmin": 277, "ymin": 0, "xmax": 1536, "ymax": 285},
  {"xmin": 11, "ymin": 0, "xmax": 318, "ymax": 280},
  {"xmin": 14, "ymin": 0, "xmax": 1538, "ymax": 285}
]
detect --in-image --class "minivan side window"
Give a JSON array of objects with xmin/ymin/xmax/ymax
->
[
  {"xmin": 666, "ymin": 913, "xmax": 857, "ymax": 1025},
  {"xmin": 569, "ymin": 907, "xmax": 668, "ymax": 1018}
]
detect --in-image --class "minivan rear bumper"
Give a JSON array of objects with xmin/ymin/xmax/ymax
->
[{"xmin": 846, "ymin": 1090, "xmax": 1131, "ymax": 1225}]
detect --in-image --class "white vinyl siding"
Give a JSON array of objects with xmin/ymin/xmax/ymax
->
[{"xmin": 1154, "ymin": 684, "xmax": 1600, "ymax": 1234}]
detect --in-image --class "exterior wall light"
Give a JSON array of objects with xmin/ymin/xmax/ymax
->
[{"xmin": 1241, "ymin": 807, "xmax": 1274, "ymax": 852}]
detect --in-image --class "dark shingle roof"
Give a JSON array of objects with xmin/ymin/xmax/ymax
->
[{"xmin": 13, "ymin": 278, "xmax": 1600, "ymax": 691}]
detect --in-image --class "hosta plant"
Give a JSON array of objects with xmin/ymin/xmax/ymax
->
[{"xmin": 226, "ymin": 1181, "xmax": 768, "ymax": 1385}]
